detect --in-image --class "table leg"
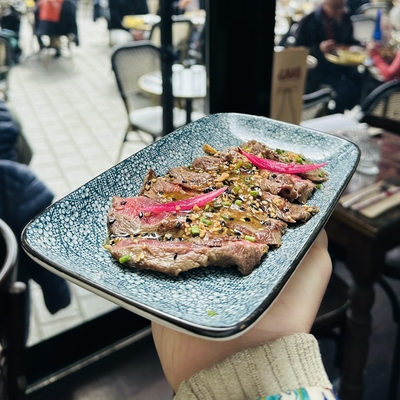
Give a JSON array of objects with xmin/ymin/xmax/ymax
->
[
  {"xmin": 339, "ymin": 281, "xmax": 374, "ymax": 400},
  {"xmin": 185, "ymin": 99, "xmax": 193, "ymax": 124}
]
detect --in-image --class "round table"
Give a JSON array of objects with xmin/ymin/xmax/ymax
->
[{"xmin": 138, "ymin": 65, "xmax": 207, "ymax": 124}]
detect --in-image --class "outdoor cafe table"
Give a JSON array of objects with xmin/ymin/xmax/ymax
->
[
  {"xmin": 324, "ymin": 129, "xmax": 400, "ymax": 400},
  {"xmin": 138, "ymin": 65, "xmax": 207, "ymax": 124}
]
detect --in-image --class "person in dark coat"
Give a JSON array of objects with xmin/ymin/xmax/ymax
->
[
  {"xmin": 0, "ymin": 101, "xmax": 71, "ymax": 338},
  {"xmin": 295, "ymin": 0, "xmax": 363, "ymax": 113},
  {"xmin": 0, "ymin": 160, "xmax": 71, "ymax": 317},
  {"xmin": 107, "ymin": 0, "xmax": 149, "ymax": 31},
  {"xmin": 0, "ymin": 100, "xmax": 20, "ymax": 162}
]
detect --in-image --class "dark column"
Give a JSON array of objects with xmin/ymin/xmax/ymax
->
[
  {"xmin": 159, "ymin": 0, "xmax": 174, "ymax": 135},
  {"xmin": 206, "ymin": 0, "xmax": 276, "ymax": 117}
]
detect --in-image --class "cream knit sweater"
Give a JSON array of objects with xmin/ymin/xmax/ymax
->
[{"xmin": 174, "ymin": 333, "xmax": 334, "ymax": 400}]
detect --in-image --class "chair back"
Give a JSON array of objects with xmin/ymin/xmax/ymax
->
[
  {"xmin": 150, "ymin": 18, "xmax": 193, "ymax": 62},
  {"xmin": 110, "ymin": 40, "xmax": 161, "ymax": 112},
  {"xmin": 360, "ymin": 79, "xmax": 400, "ymax": 128},
  {"xmin": 355, "ymin": 2, "xmax": 391, "ymax": 17},
  {"xmin": 301, "ymin": 87, "xmax": 334, "ymax": 122},
  {"xmin": 0, "ymin": 218, "xmax": 17, "ymax": 291},
  {"xmin": 350, "ymin": 14, "xmax": 376, "ymax": 43},
  {"xmin": 0, "ymin": 218, "xmax": 26, "ymax": 400}
]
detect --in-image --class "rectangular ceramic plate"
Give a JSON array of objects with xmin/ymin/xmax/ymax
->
[{"xmin": 22, "ymin": 113, "xmax": 359, "ymax": 339}]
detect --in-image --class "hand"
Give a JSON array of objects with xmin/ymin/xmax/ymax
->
[
  {"xmin": 320, "ymin": 39, "xmax": 336, "ymax": 53},
  {"xmin": 152, "ymin": 230, "xmax": 332, "ymax": 392},
  {"xmin": 178, "ymin": 0, "xmax": 191, "ymax": 10},
  {"xmin": 132, "ymin": 30, "xmax": 145, "ymax": 41},
  {"xmin": 367, "ymin": 41, "xmax": 381, "ymax": 54}
]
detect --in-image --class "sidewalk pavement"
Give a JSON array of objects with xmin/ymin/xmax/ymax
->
[{"xmin": 9, "ymin": 5, "xmax": 151, "ymax": 346}]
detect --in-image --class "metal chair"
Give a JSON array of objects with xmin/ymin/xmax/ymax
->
[
  {"xmin": 354, "ymin": 2, "xmax": 392, "ymax": 17},
  {"xmin": 149, "ymin": 17, "xmax": 193, "ymax": 62},
  {"xmin": 301, "ymin": 87, "xmax": 334, "ymax": 122},
  {"xmin": 0, "ymin": 218, "xmax": 27, "ymax": 400},
  {"xmin": 358, "ymin": 79, "xmax": 400, "ymax": 133},
  {"xmin": 376, "ymin": 247, "xmax": 400, "ymax": 400},
  {"xmin": 110, "ymin": 40, "xmax": 202, "ymax": 161}
]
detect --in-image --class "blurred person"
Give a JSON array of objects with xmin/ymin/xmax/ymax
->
[
  {"xmin": 367, "ymin": 5, "xmax": 400, "ymax": 81},
  {"xmin": 0, "ymin": 99, "xmax": 71, "ymax": 339},
  {"xmin": 34, "ymin": 0, "xmax": 79, "ymax": 55},
  {"xmin": 153, "ymin": 231, "xmax": 339, "ymax": 399},
  {"xmin": 295, "ymin": 0, "xmax": 363, "ymax": 113},
  {"xmin": 107, "ymin": 0, "xmax": 149, "ymax": 41},
  {"xmin": 107, "ymin": 0, "xmax": 148, "ymax": 32}
]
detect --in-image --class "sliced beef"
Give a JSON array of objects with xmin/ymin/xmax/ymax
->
[
  {"xmin": 258, "ymin": 172, "xmax": 316, "ymax": 204},
  {"xmin": 192, "ymin": 156, "xmax": 225, "ymax": 171},
  {"xmin": 108, "ymin": 238, "xmax": 268, "ymax": 276},
  {"xmin": 108, "ymin": 196, "xmax": 187, "ymax": 238},
  {"xmin": 227, "ymin": 218, "xmax": 287, "ymax": 247},
  {"xmin": 106, "ymin": 140, "xmax": 327, "ymax": 277},
  {"xmin": 138, "ymin": 169, "xmax": 157, "ymax": 196},
  {"xmin": 166, "ymin": 167, "xmax": 216, "ymax": 191},
  {"xmin": 241, "ymin": 140, "xmax": 278, "ymax": 160},
  {"xmin": 142, "ymin": 177, "xmax": 190, "ymax": 201},
  {"xmin": 108, "ymin": 195, "xmax": 287, "ymax": 247},
  {"xmin": 298, "ymin": 169, "xmax": 329, "ymax": 183},
  {"xmin": 260, "ymin": 192, "xmax": 318, "ymax": 223}
]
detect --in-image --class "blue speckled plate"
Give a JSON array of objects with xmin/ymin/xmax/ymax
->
[{"xmin": 22, "ymin": 113, "xmax": 359, "ymax": 339}]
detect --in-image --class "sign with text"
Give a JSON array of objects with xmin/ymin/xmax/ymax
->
[{"xmin": 270, "ymin": 46, "xmax": 309, "ymax": 125}]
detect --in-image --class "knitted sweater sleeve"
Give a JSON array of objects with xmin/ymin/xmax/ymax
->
[{"xmin": 173, "ymin": 333, "xmax": 335, "ymax": 400}]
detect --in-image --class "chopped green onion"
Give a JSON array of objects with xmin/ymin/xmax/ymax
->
[
  {"xmin": 222, "ymin": 201, "xmax": 231, "ymax": 206},
  {"xmin": 235, "ymin": 160, "xmax": 243, "ymax": 170},
  {"xmin": 191, "ymin": 225, "xmax": 200, "ymax": 236},
  {"xmin": 207, "ymin": 309, "xmax": 217, "ymax": 316},
  {"xmin": 119, "ymin": 254, "xmax": 130, "ymax": 263},
  {"xmin": 200, "ymin": 217, "xmax": 212, "ymax": 226},
  {"xmin": 295, "ymin": 156, "xmax": 303, "ymax": 163},
  {"xmin": 221, "ymin": 214, "xmax": 230, "ymax": 220},
  {"xmin": 244, "ymin": 235, "xmax": 256, "ymax": 242},
  {"xmin": 235, "ymin": 199, "xmax": 242, "ymax": 206},
  {"xmin": 250, "ymin": 190, "xmax": 259, "ymax": 197},
  {"xmin": 316, "ymin": 184, "xmax": 322, "ymax": 189},
  {"xmin": 233, "ymin": 185, "xmax": 240, "ymax": 193},
  {"xmin": 245, "ymin": 162, "xmax": 252, "ymax": 169}
]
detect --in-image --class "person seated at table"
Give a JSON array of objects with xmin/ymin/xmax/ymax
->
[
  {"xmin": 34, "ymin": 0, "xmax": 78, "ymax": 56},
  {"xmin": 367, "ymin": 5, "xmax": 400, "ymax": 82},
  {"xmin": 107, "ymin": 0, "xmax": 148, "ymax": 39},
  {"xmin": 153, "ymin": 231, "xmax": 338, "ymax": 399},
  {"xmin": 294, "ymin": 0, "xmax": 363, "ymax": 113}
]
